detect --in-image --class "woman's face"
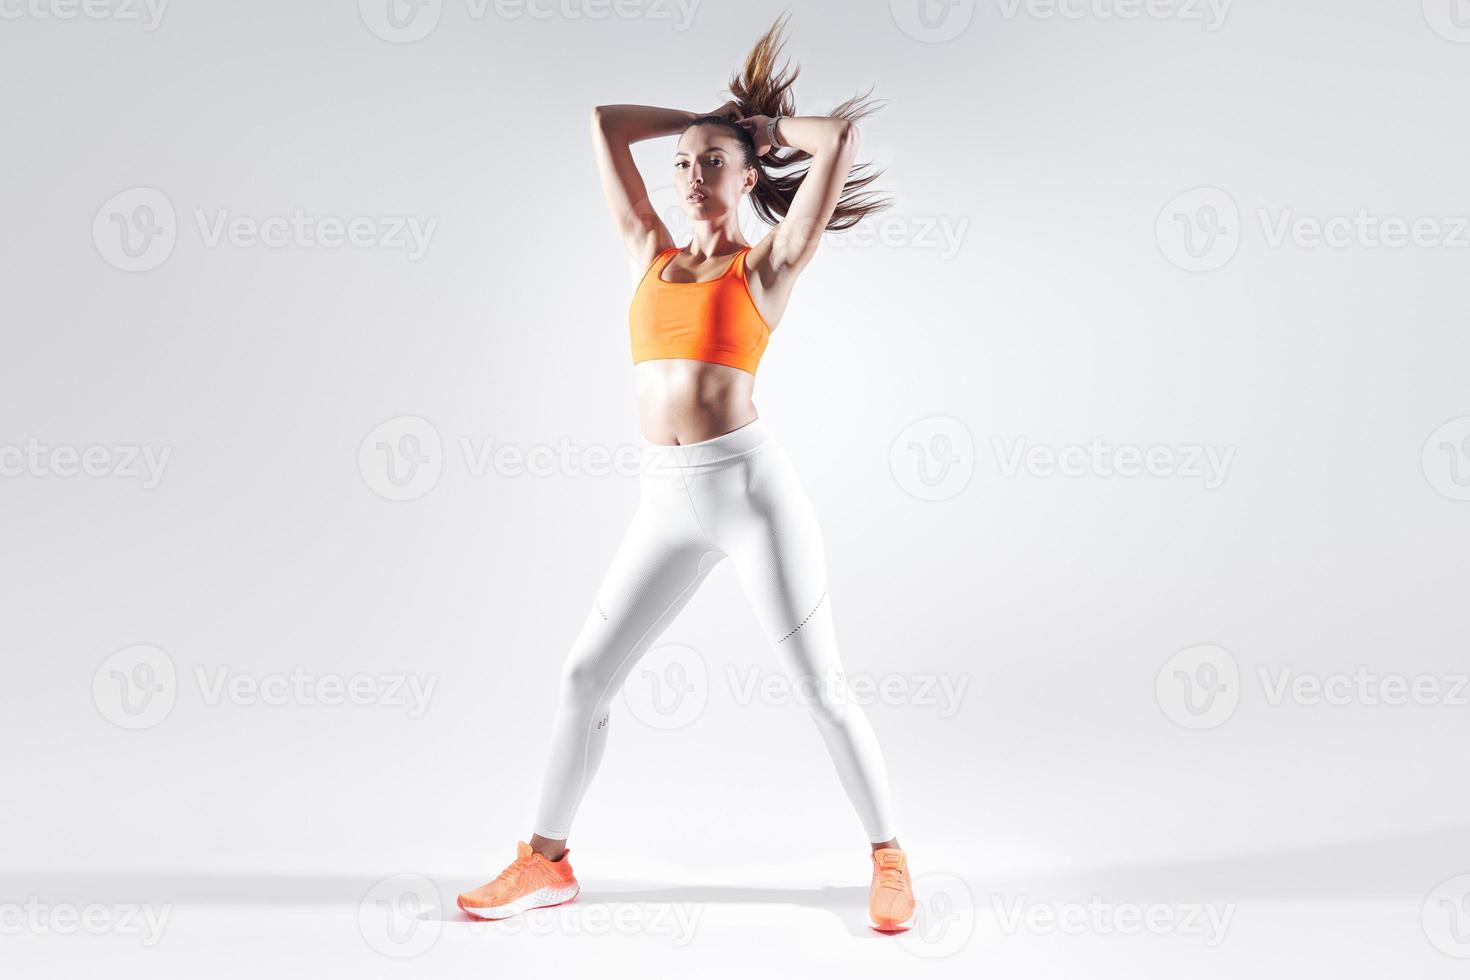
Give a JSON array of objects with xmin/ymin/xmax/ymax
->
[{"xmin": 674, "ymin": 125, "xmax": 752, "ymax": 218}]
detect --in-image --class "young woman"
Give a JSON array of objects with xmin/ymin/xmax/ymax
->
[{"xmin": 457, "ymin": 17, "xmax": 916, "ymax": 932}]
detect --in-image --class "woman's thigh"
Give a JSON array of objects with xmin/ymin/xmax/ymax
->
[
  {"xmin": 562, "ymin": 484, "xmax": 721, "ymax": 698},
  {"xmin": 705, "ymin": 442, "xmax": 831, "ymax": 650}
]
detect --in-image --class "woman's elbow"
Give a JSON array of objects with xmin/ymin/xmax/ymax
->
[{"xmin": 827, "ymin": 121, "xmax": 859, "ymax": 161}]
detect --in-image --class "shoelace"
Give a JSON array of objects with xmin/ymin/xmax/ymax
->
[
  {"xmin": 493, "ymin": 854, "xmax": 537, "ymax": 889},
  {"xmin": 875, "ymin": 858, "xmax": 909, "ymax": 891}
]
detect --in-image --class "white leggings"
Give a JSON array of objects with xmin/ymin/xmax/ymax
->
[{"xmin": 531, "ymin": 417, "xmax": 899, "ymax": 844}]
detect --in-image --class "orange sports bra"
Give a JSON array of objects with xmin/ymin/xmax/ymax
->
[{"xmin": 629, "ymin": 245, "xmax": 771, "ymax": 375}]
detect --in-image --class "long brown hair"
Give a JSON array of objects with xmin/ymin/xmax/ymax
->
[{"xmin": 688, "ymin": 11, "xmax": 892, "ymax": 233}]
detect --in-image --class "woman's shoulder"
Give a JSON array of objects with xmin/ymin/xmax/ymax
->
[
  {"xmin": 633, "ymin": 242, "xmax": 679, "ymax": 281},
  {"xmin": 740, "ymin": 238, "xmax": 776, "ymax": 281}
]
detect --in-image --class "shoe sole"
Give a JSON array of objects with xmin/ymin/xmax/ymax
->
[
  {"xmin": 458, "ymin": 882, "xmax": 580, "ymax": 920},
  {"xmin": 868, "ymin": 910, "xmax": 917, "ymax": 932}
]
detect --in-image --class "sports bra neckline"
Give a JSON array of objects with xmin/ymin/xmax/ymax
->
[{"xmin": 655, "ymin": 245, "xmax": 750, "ymax": 286}]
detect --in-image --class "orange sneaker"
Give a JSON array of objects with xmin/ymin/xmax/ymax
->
[
  {"xmin": 457, "ymin": 841, "xmax": 580, "ymax": 920},
  {"xmin": 869, "ymin": 846, "xmax": 916, "ymax": 931}
]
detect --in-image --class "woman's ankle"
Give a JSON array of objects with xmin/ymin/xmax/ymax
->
[{"xmin": 529, "ymin": 834, "xmax": 568, "ymax": 861}]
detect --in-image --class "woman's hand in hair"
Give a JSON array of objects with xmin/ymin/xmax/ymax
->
[
  {"xmin": 735, "ymin": 115, "xmax": 774, "ymax": 157},
  {"xmin": 705, "ymin": 100, "xmax": 742, "ymax": 124}
]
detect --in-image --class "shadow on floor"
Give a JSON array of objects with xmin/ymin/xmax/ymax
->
[{"xmin": 434, "ymin": 882, "xmax": 879, "ymax": 938}]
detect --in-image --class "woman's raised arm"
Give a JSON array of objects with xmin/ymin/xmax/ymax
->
[
  {"xmin": 590, "ymin": 103, "xmax": 733, "ymax": 267},
  {"xmin": 740, "ymin": 114, "xmax": 860, "ymax": 281}
]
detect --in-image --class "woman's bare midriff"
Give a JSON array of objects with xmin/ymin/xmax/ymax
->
[{"xmin": 634, "ymin": 358, "xmax": 759, "ymax": 445}]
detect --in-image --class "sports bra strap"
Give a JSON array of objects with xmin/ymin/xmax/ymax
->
[{"xmin": 653, "ymin": 245, "xmax": 751, "ymax": 283}]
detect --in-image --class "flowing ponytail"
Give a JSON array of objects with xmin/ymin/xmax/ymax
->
[{"xmin": 688, "ymin": 11, "xmax": 893, "ymax": 233}]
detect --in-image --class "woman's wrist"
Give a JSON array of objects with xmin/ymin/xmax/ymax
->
[
  {"xmin": 759, "ymin": 115, "xmax": 849, "ymax": 154},
  {"xmin": 661, "ymin": 107, "xmax": 698, "ymax": 136}
]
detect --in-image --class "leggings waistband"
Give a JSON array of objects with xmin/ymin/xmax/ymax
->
[{"xmin": 641, "ymin": 417, "xmax": 770, "ymax": 470}]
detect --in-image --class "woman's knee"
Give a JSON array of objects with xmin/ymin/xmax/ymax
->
[
  {"xmin": 559, "ymin": 645, "xmax": 615, "ymax": 706},
  {"xmin": 790, "ymin": 671, "xmax": 859, "ymax": 727}
]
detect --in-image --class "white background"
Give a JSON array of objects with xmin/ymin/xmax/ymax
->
[{"xmin": 3, "ymin": 0, "xmax": 1469, "ymax": 975}]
